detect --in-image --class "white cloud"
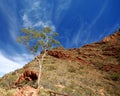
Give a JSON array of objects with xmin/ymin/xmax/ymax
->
[
  {"xmin": 11, "ymin": 53, "xmax": 33, "ymax": 64},
  {"xmin": 0, "ymin": 52, "xmax": 21, "ymax": 75},
  {"xmin": 32, "ymin": 1, "xmax": 41, "ymax": 10},
  {"xmin": 21, "ymin": 0, "xmax": 56, "ymax": 31},
  {"xmin": 33, "ymin": 21, "xmax": 56, "ymax": 31},
  {"xmin": 58, "ymin": 0, "xmax": 71, "ymax": 10},
  {"xmin": 0, "ymin": 51, "xmax": 33, "ymax": 77},
  {"xmin": 23, "ymin": 14, "xmax": 32, "ymax": 27},
  {"xmin": 33, "ymin": 21, "xmax": 47, "ymax": 27}
]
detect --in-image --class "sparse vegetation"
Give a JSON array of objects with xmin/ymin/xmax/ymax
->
[
  {"xmin": 0, "ymin": 30, "xmax": 120, "ymax": 96},
  {"xmin": 68, "ymin": 66, "xmax": 76, "ymax": 73},
  {"xmin": 117, "ymin": 48, "xmax": 120, "ymax": 64},
  {"xmin": 107, "ymin": 72, "xmax": 120, "ymax": 81}
]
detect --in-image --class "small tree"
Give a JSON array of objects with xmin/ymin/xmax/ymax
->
[{"xmin": 17, "ymin": 27, "xmax": 61, "ymax": 88}]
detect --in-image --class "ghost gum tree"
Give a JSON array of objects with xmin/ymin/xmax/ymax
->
[{"xmin": 17, "ymin": 27, "xmax": 61, "ymax": 88}]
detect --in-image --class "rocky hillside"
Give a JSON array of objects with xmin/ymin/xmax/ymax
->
[{"xmin": 0, "ymin": 29, "xmax": 120, "ymax": 96}]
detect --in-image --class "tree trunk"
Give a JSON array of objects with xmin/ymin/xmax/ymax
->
[{"xmin": 37, "ymin": 50, "xmax": 47, "ymax": 89}]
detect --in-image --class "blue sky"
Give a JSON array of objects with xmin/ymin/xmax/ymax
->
[{"xmin": 0, "ymin": 0, "xmax": 120, "ymax": 77}]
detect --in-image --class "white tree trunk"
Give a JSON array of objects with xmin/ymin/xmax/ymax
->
[{"xmin": 37, "ymin": 50, "xmax": 46, "ymax": 89}]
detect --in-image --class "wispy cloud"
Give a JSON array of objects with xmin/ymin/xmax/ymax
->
[
  {"xmin": 0, "ymin": 1, "xmax": 19, "ymax": 41},
  {"xmin": 87, "ymin": 0, "xmax": 108, "ymax": 30},
  {"xmin": 72, "ymin": 23, "xmax": 86, "ymax": 47},
  {"xmin": 21, "ymin": 0, "xmax": 72, "ymax": 30},
  {"xmin": 11, "ymin": 53, "xmax": 33, "ymax": 64},
  {"xmin": 22, "ymin": 14, "xmax": 32, "ymax": 27},
  {"xmin": 54, "ymin": 0, "xmax": 72, "ymax": 24},
  {"xmin": 22, "ymin": 0, "xmax": 51, "ymax": 28},
  {"xmin": 72, "ymin": 0, "xmax": 108, "ymax": 47},
  {"xmin": 0, "ymin": 1, "xmax": 25, "ymax": 77},
  {"xmin": 84, "ymin": 0, "xmax": 108, "ymax": 43},
  {"xmin": 99, "ymin": 23, "xmax": 120, "ymax": 40},
  {"xmin": 0, "ymin": 0, "xmax": 56, "ymax": 77}
]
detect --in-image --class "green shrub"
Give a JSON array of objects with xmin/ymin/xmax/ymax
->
[
  {"xmin": 94, "ymin": 62, "xmax": 103, "ymax": 69},
  {"xmin": 47, "ymin": 65, "xmax": 56, "ymax": 71},
  {"xmin": 0, "ymin": 88, "xmax": 6, "ymax": 96},
  {"xmin": 68, "ymin": 67, "xmax": 76, "ymax": 73},
  {"xmin": 6, "ymin": 89, "xmax": 16, "ymax": 96},
  {"xmin": 38, "ymin": 88, "xmax": 49, "ymax": 96},
  {"xmin": 108, "ymin": 72, "xmax": 120, "ymax": 81}
]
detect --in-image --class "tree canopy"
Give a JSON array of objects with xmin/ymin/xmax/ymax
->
[{"xmin": 17, "ymin": 27, "xmax": 61, "ymax": 55}]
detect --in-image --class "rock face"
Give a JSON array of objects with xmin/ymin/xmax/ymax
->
[
  {"xmin": 102, "ymin": 33, "xmax": 117, "ymax": 42},
  {"xmin": 15, "ymin": 69, "xmax": 38, "ymax": 86},
  {"xmin": 48, "ymin": 50, "xmax": 71, "ymax": 59},
  {"xmin": 48, "ymin": 49, "xmax": 90, "ymax": 65},
  {"xmin": 102, "ymin": 29, "xmax": 120, "ymax": 44},
  {"xmin": 14, "ymin": 86, "xmax": 38, "ymax": 96},
  {"xmin": 101, "ymin": 64, "xmax": 120, "ymax": 72}
]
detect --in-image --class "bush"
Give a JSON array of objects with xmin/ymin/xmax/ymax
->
[
  {"xmin": 68, "ymin": 67, "xmax": 76, "ymax": 73},
  {"xmin": 108, "ymin": 72, "xmax": 120, "ymax": 81},
  {"xmin": 0, "ymin": 88, "xmax": 6, "ymax": 96},
  {"xmin": 47, "ymin": 65, "xmax": 56, "ymax": 71},
  {"xmin": 6, "ymin": 89, "xmax": 16, "ymax": 96}
]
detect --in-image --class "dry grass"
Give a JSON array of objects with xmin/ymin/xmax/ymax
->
[{"xmin": 0, "ymin": 45, "xmax": 120, "ymax": 96}]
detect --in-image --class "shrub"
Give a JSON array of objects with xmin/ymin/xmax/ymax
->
[
  {"xmin": 0, "ymin": 88, "xmax": 6, "ymax": 96},
  {"xmin": 6, "ymin": 89, "xmax": 16, "ymax": 96},
  {"xmin": 38, "ymin": 88, "xmax": 49, "ymax": 96},
  {"xmin": 68, "ymin": 67, "xmax": 76, "ymax": 73},
  {"xmin": 47, "ymin": 65, "xmax": 56, "ymax": 71},
  {"xmin": 108, "ymin": 72, "xmax": 120, "ymax": 81}
]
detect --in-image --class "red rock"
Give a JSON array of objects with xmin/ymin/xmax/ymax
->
[
  {"xmin": 14, "ymin": 86, "xmax": 38, "ymax": 96},
  {"xmin": 48, "ymin": 50, "xmax": 70, "ymax": 59},
  {"xmin": 75, "ymin": 57, "xmax": 90, "ymax": 65},
  {"xmin": 101, "ymin": 64, "xmax": 120, "ymax": 72},
  {"xmin": 15, "ymin": 69, "xmax": 38, "ymax": 86}
]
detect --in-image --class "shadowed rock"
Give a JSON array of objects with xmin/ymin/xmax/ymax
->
[{"xmin": 15, "ymin": 69, "xmax": 38, "ymax": 86}]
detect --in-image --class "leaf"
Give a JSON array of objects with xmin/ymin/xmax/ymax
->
[
  {"xmin": 53, "ymin": 32, "xmax": 59, "ymax": 36},
  {"xmin": 33, "ymin": 31, "xmax": 39, "ymax": 39},
  {"xmin": 38, "ymin": 40, "xmax": 45, "ymax": 47},
  {"xmin": 21, "ymin": 28, "xmax": 32, "ymax": 35},
  {"xmin": 43, "ymin": 27, "xmax": 51, "ymax": 33},
  {"xmin": 39, "ymin": 32, "xmax": 46, "ymax": 39},
  {"xmin": 17, "ymin": 26, "xmax": 61, "ymax": 55}
]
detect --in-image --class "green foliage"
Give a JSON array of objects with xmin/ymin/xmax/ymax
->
[
  {"xmin": 6, "ymin": 89, "xmax": 16, "ymax": 96},
  {"xmin": 38, "ymin": 88, "xmax": 50, "ymax": 96},
  {"xmin": 68, "ymin": 67, "xmax": 76, "ymax": 73},
  {"xmin": 0, "ymin": 74, "xmax": 17, "ymax": 90},
  {"xmin": 0, "ymin": 88, "xmax": 6, "ymax": 96},
  {"xmin": 17, "ymin": 27, "xmax": 61, "ymax": 55},
  {"xmin": 108, "ymin": 72, "xmax": 120, "ymax": 81},
  {"xmin": 47, "ymin": 65, "xmax": 56, "ymax": 71}
]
